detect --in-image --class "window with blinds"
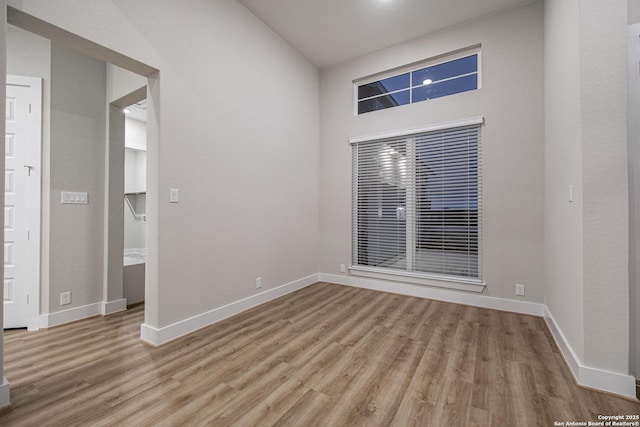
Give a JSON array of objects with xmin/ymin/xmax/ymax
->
[{"xmin": 351, "ymin": 120, "xmax": 482, "ymax": 283}]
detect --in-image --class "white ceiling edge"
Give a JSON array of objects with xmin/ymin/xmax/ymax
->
[{"xmin": 238, "ymin": 0, "xmax": 536, "ymax": 68}]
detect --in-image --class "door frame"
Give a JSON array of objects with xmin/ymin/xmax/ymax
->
[{"xmin": 6, "ymin": 75, "xmax": 41, "ymax": 330}]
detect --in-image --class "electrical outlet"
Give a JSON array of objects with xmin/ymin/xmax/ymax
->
[
  {"xmin": 60, "ymin": 291, "xmax": 71, "ymax": 305},
  {"xmin": 515, "ymin": 284, "xmax": 525, "ymax": 297},
  {"xmin": 340, "ymin": 264, "xmax": 346, "ymax": 273},
  {"xmin": 256, "ymin": 277, "xmax": 262, "ymax": 289}
]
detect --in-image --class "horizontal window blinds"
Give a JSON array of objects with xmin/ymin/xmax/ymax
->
[{"xmin": 352, "ymin": 123, "xmax": 482, "ymax": 281}]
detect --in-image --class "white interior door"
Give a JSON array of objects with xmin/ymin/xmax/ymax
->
[{"xmin": 4, "ymin": 76, "xmax": 41, "ymax": 330}]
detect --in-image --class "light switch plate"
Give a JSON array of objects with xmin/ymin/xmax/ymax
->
[
  {"xmin": 169, "ymin": 188, "xmax": 179, "ymax": 203},
  {"xmin": 61, "ymin": 192, "xmax": 88, "ymax": 204}
]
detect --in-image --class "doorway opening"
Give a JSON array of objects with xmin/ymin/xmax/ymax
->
[
  {"xmin": 123, "ymin": 97, "xmax": 148, "ymax": 307},
  {"xmin": 3, "ymin": 8, "xmax": 160, "ymax": 333}
]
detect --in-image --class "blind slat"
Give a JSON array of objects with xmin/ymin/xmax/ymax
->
[{"xmin": 352, "ymin": 123, "xmax": 482, "ymax": 281}]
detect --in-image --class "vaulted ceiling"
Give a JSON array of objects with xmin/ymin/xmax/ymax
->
[{"xmin": 238, "ymin": 0, "xmax": 536, "ymax": 68}]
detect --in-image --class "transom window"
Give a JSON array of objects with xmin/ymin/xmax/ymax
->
[
  {"xmin": 351, "ymin": 119, "xmax": 483, "ymax": 288},
  {"xmin": 356, "ymin": 51, "xmax": 480, "ymax": 115}
]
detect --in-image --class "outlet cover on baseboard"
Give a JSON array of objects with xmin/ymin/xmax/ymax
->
[{"xmin": 515, "ymin": 284, "xmax": 525, "ymax": 297}]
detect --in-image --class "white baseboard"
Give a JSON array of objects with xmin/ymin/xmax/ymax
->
[
  {"xmin": 102, "ymin": 299, "xmax": 127, "ymax": 315},
  {"xmin": 38, "ymin": 299, "xmax": 130, "ymax": 329},
  {"xmin": 0, "ymin": 376, "xmax": 10, "ymax": 409},
  {"xmin": 319, "ymin": 273, "xmax": 545, "ymax": 316},
  {"xmin": 26, "ymin": 317, "xmax": 39, "ymax": 331},
  {"xmin": 140, "ymin": 273, "xmax": 320, "ymax": 346},
  {"xmin": 39, "ymin": 302, "xmax": 103, "ymax": 329},
  {"xmin": 544, "ymin": 306, "xmax": 637, "ymax": 399}
]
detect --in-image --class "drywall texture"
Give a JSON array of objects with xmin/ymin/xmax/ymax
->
[
  {"xmin": 545, "ymin": 0, "xmax": 629, "ymax": 374},
  {"xmin": 628, "ymin": 27, "xmax": 640, "ymax": 378},
  {"xmin": 320, "ymin": 2, "xmax": 545, "ymax": 302},
  {"xmin": 49, "ymin": 42, "xmax": 107, "ymax": 312},
  {"xmin": 106, "ymin": 64, "xmax": 146, "ymax": 104},
  {"xmin": 8, "ymin": 0, "xmax": 321, "ymax": 328},
  {"xmin": 105, "ymin": 103, "xmax": 125, "ymax": 303},
  {"xmin": 544, "ymin": 0, "xmax": 585, "ymax": 362},
  {"xmin": 580, "ymin": 0, "xmax": 629, "ymax": 373},
  {"xmin": 6, "ymin": 25, "xmax": 52, "ymax": 315},
  {"xmin": 630, "ymin": 0, "xmax": 640, "ymax": 24},
  {"xmin": 6, "ymin": 25, "xmax": 50, "ymax": 77},
  {"xmin": 124, "ymin": 264, "xmax": 145, "ymax": 305}
]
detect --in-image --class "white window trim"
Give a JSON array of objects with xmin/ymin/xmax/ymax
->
[
  {"xmin": 349, "ymin": 266, "xmax": 486, "ymax": 293},
  {"xmin": 350, "ymin": 116, "xmax": 485, "ymax": 293},
  {"xmin": 349, "ymin": 116, "xmax": 484, "ymax": 145}
]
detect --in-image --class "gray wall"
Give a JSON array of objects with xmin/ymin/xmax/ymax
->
[
  {"xmin": 9, "ymin": 0, "xmax": 321, "ymax": 329},
  {"xmin": 628, "ymin": 24, "xmax": 640, "ymax": 378},
  {"xmin": 320, "ymin": 2, "xmax": 545, "ymax": 302},
  {"xmin": 544, "ymin": 0, "xmax": 585, "ymax": 361},
  {"xmin": 630, "ymin": 0, "xmax": 640, "ymax": 24},
  {"xmin": 7, "ymin": 28, "xmax": 109, "ymax": 315},
  {"xmin": 106, "ymin": 64, "xmax": 146, "ymax": 104},
  {"xmin": 49, "ymin": 43, "xmax": 107, "ymax": 311},
  {"xmin": 545, "ymin": 0, "xmax": 629, "ymax": 372}
]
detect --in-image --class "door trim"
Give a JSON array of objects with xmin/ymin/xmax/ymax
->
[{"xmin": 6, "ymin": 75, "xmax": 42, "ymax": 330}]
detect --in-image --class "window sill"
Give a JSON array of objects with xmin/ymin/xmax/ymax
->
[{"xmin": 348, "ymin": 266, "xmax": 486, "ymax": 293}]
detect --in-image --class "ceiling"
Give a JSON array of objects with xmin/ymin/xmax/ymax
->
[{"xmin": 238, "ymin": 0, "xmax": 535, "ymax": 68}]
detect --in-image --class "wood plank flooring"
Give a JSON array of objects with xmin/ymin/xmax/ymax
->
[{"xmin": 0, "ymin": 282, "xmax": 638, "ymax": 426}]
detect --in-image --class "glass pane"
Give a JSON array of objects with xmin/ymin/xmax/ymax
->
[
  {"xmin": 358, "ymin": 73, "xmax": 410, "ymax": 100},
  {"xmin": 413, "ymin": 129, "xmax": 479, "ymax": 278},
  {"xmin": 356, "ymin": 142, "xmax": 407, "ymax": 270},
  {"xmin": 411, "ymin": 74, "xmax": 477, "ymax": 103},
  {"xmin": 358, "ymin": 90, "xmax": 410, "ymax": 114},
  {"xmin": 411, "ymin": 55, "xmax": 477, "ymax": 86}
]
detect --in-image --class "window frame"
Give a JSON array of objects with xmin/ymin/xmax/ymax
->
[
  {"xmin": 349, "ymin": 117, "xmax": 485, "ymax": 293},
  {"xmin": 353, "ymin": 46, "xmax": 482, "ymax": 116}
]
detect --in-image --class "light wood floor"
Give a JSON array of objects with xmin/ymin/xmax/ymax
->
[{"xmin": 0, "ymin": 283, "xmax": 638, "ymax": 426}]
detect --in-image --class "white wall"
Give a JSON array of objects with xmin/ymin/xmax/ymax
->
[
  {"xmin": 320, "ymin": 2, "xmax": 545, "ymax": 302},
  {"xmin": 124, "ymin": 148, "xmax": 146, "ymax": 250},
  {"xmin": 124, "ymin": 117, "xmax": 147, "ymax": 251},
  {"xmin": 125, "ymin": 116, "xmax": 146, "ymax": 152},
  {"xmin": 545, "ymin": 0, "xmax": 630, "ymax": 376},
  {"xmin": 49, "ymin": 42, "xmax": 107, "ymax": 312},
  {"xmin": 7, "ymin": 0, "xmax": 321, "ymax": 330}
]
